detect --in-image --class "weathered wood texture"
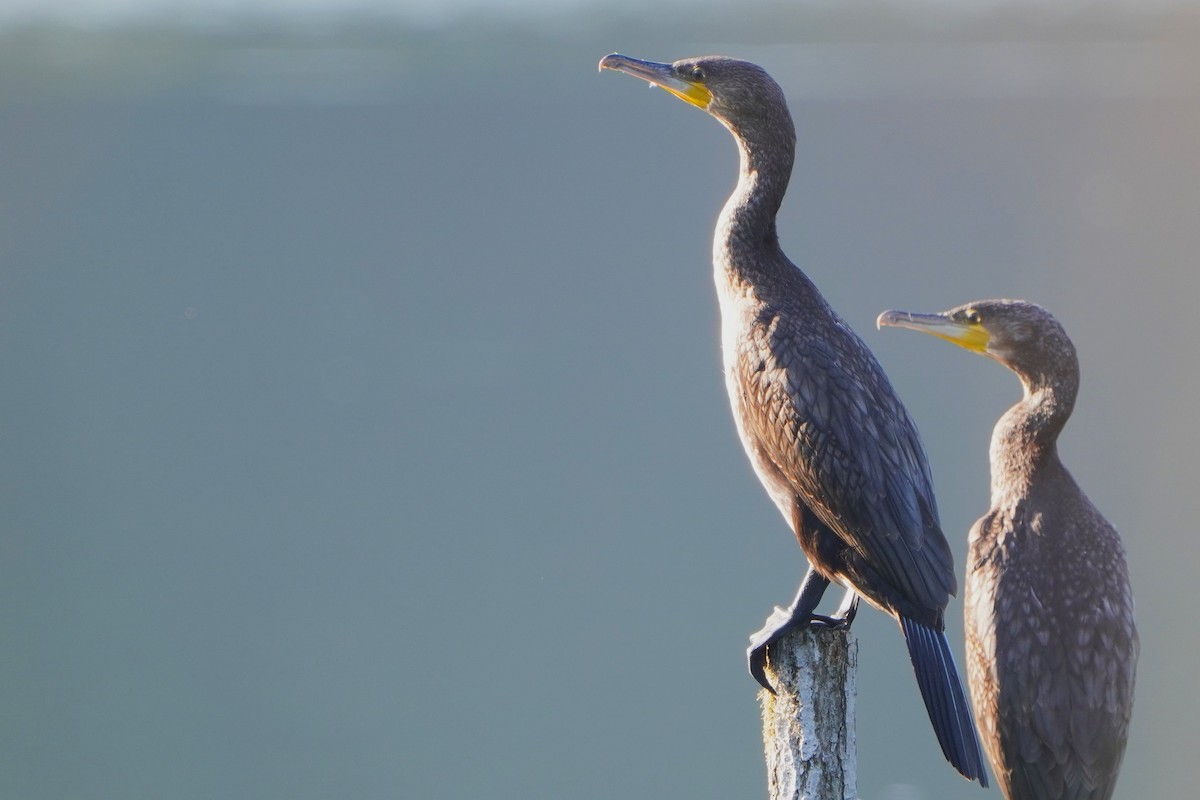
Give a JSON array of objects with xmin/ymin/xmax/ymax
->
[{"xmin": 759, "ymin": 626, "xmax": 857, "ymax": 800}]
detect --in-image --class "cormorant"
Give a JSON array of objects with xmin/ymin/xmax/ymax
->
[
  {"xmin": 600, "ymin": 53, "xmax": 987, "ymax": 785},
  {"xmin": 878, "ymin": 299, "xmax": 1138, "ymax": 799}
]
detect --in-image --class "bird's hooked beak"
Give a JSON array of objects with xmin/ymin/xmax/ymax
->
[
  {"xmin": 877, "ymin": 309, "xmax": 991, "ymax": 354},
  {"xmin": 599, "ymin": 53, "xmax": 712, "ymax": 110}
]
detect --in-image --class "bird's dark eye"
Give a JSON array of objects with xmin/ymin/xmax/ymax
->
[
  {"xmin": 690, "ymin": 66, "xmax": 706, "ymax": 81},
  {"xmin": 965, "ymin": 310, "xmax": 982, "ymax": 325}
]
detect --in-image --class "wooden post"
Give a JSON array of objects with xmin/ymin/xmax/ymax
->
[{"xmin": 758, "ymin": 626, "xmax": 857, "ymax": 800}]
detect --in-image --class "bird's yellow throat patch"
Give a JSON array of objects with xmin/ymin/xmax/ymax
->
[
  {"xmin": 660, "ymin": 81, "xmax": 712, "ymax": 109},
  {"xmin": 935, "ymin": 322, "xmax": 991, "ymax": 354}
]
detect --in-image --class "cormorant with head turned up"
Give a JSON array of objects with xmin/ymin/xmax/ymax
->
[
  {"xmin": 878, "ymin": 299, "xmax": 1138, "ymax": 799},
  {"xmin": 600, "ymin": 53, "xmax": 986, "ymax": 785}
]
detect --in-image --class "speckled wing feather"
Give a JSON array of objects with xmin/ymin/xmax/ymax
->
[
  {"xmin": 966, "ymin": 497, "xmax": 1138, "ymax": 800},
  {"xmin": 735, "ymin": 301, "xmax": 956, "ymax": 615}
]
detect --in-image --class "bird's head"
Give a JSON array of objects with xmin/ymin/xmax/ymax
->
[
  {"xmin": 599, "ymin": 54, "xmax": 790, "ymax": 135},
  {"xmin": 877, "ymin": 299, "xmax": 1076, "ymax": 384}
]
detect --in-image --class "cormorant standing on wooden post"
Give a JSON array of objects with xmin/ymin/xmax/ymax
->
[{"xmin": 600, "ymin": 53, "xmax": 986, "ymax": 785}]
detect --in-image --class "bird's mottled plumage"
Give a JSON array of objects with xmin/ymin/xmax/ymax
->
[
  {"xmin": 879, "ymin": 299, "xmax": 1138, "ymax": 799},
  {"xmin": 600, "ymin": 53, "xmax": 986, "ymax": 784}
]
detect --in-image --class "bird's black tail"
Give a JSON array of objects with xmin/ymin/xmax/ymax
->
[{"xmin": 899, "ymin": 616, "xmax": 988, "ymax": 787}]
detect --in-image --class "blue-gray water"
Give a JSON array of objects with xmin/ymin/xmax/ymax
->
[{"xmin": 2, "ymin": 7, "xmax": 1197, "ymax": 798}]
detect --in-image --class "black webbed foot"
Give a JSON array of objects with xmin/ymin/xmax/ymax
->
[
  {"xmin": 811, "ymin": 589, "xmax": 861, "ymax": 629},
  {"xmin": 746, "ymin": 570, "xmax": 846, "ymax": 692},
  {"xmin": 748, "ymin": 608, "xmax": 857, "ymax": 691}
]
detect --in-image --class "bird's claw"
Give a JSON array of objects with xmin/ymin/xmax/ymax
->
[
  {"xmin": 810, "ymin": 593, "xmax": 860, "ymax": 629},
  {"xmin": 748, "ymin": 601, "xmax": 858, "ymax": 691},
  {"xmin": 747, "ymin": 605, "xmax": 796, "ymax": 693},
  {"xmin": 747, "ymin": 638, "xmax": 778, "ymax": 694}
]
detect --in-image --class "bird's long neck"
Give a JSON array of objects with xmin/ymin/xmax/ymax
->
[
  {"xmin": 989, "ymin": 369, "xmax": 1078, "ymax": 504},
  {"xmin": 714, "ymin": 118, "xmax": 796, "ymax": 286}
]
